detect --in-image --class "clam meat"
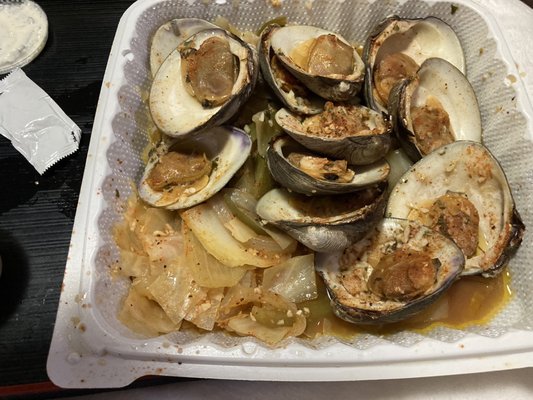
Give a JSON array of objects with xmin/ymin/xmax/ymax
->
[
  {"xmin": 259, "ymin": 24, "xmax": 324, "ymax": 115},
  {"xmin": 149, "ymin": 18, "xmax": 217, "ymax": 77}
]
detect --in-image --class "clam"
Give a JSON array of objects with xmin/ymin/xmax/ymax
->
[
  {"xmin": 149, "ymin": 28, "xmax": 258, "ymax": 137},
  {"xmin": 388, "ymin": 58, "xmax": 482, "ymax": 161},
  {"xmin": 149, "ymin": 18, "xmax": 217, "ymax": 77},
  {"xmin": 386, "ymin": 141, "xmax": 525, "ymax": 277},
  {"xmin": 268, "ymin": 24, "xmax": 365, "ymax": 101},
  {"xmin": 259, "ymin": 24, "xmax": 324, "ymax": 115},
  {"xmin": 138, "ymin": 126, "xmax": 252, "ymax": 210},
  {"xmin": 275, "ymin": 102, "xmax": 392, "ymax": 165},
  {"xmin": 255, "ymin": 183, "xmax": 388, "ymax": 252},
  {"xmin": 315, "ymin": 217, "xmax": 465, "ymax": 325},
  {"xmin": 363, "ymin": 16, "xmax": 465, "ymax": 114},
  {"xmin": 266, "ymin": 134, "xmax": 390, "ymax": 195}
]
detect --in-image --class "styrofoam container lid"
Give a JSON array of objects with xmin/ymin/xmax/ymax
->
[{"xmin": 0, "ymin": 0, "xmax": 48, "ymax": 74}]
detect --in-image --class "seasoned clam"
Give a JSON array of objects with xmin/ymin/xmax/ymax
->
[
  {"xmin": 266, "ymin": 134, "xmax": 390, "ymax": 195},
  {"xmin": 255, "ymin": 183, "xmax": 387, "ymax": 252},
  {"xmin": 387, "ymin": 141, "xmax": 525, "ymax": 276},
  {"xmin": 363, "ymin": 16, "xmax": 465, "ymax": 114},
  {"xmin": 268, "ymin": 25, "xmax": 365, "ymax": 101},
  {"xmin": 275, "ymin": 102, "xmax": 391, "ymax": 165},
  {"xmin": 315, "ymin": 217, "xmax": 465, "ymax": 324},
  {"xmin": 149, "ymin": 28, "xmax": 257, "ymax": 137},
  {"xmin": 138, "ymin": 126, "xmax": 252, "ymax": 210},
  {"xmin": 259, "ymin": 24, "xmax": 324, "ymax": 115},
  {"xmin": 388, "ymin": 58, "xmax": 482, "ymax": 161},
  {"xmin": 149, "ymin": 18, "xmax": 217, "ymax": 77}
]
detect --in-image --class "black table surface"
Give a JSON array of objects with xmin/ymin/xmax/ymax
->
[
  {"xmin": 0, "ymin": 0, "xmax": 137, "ymax": 394},
  {"xmin": 0, "ymin": 0, "xmax": 532, "ymax": 397}
]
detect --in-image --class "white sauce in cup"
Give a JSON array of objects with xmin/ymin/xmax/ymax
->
[{"xmin": 0, "ymin": 1, "xmax": 48, "ymax": 74}]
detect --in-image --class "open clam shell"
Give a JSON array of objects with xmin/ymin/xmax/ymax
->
[
  {"xmin": 138, "ymin": 126, "xmax": 252, "ymax": 210},
  {"xmin": 275, "ymin": 105, "xmax": 392, "ymax": 165},
  {"xmin": 386, "ymin": 141, "xmax": 525, "ymax": 277},
  {"xmin": 388, "ymin": 58, "xmax": 482, "ymax": 161},
  {"xmin": 269, "ymin": 25, "xmax": 365, "ymax": 101},
  {"xmin": 149, "ymin": 28, "xmax": 258, "ymax": 137},
  {"xmin": 255, "ymin": 183, "xmax": 387, "ymax": 252},
  {"xmin": 258, "ymin": 24, "xmax": 324, "ymax": 115},
  {"xmin": 266, "ymin": 134, "xmax": 390, "ymax": 195},
  {"xmin": 363, "ymin": 16, "xmax": 465, "ymax": 114},
  {"xmin": 315, "ymin": 217, "xmax": 465, "ymax": 325}
]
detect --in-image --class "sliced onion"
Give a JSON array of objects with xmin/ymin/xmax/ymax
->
[
  {"xmin": 118, "ymin": 249, "xmax": 150, "ymax": 278},
  {"xmin": 262, "ymin": 254, "xmax": 318, "ymax": 303},
  {"xmin": 181, "ymin": 201, "xmax": 291, "ymax": 268},
  {"xmin": 183, "ymin": 223, "xmax": 251, "ymax": 288},
  {"xmin": 218, "ymin": 285, "xmax": 306, "ymax": 345},
  {"xmin": 185, "ymin": 288, "xmax": 224, "ymax": 331},
  {"xmin": 118, "ymin": 287, "xmax": 180, "ymax": 337},
  {"xmin": 147, "ymin": 261, "xmax": 206, "ymax": 324},
  {"xmin": 245, "ymin": 233, "xmax": 297, "ymax": 255}
]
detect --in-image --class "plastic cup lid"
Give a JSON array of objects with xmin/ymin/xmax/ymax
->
[{"xmin": 0, "ymin": 0, "xmax": 48, "ymax": 75}]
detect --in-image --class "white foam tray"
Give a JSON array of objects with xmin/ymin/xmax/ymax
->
[{"xmin": 47, "ymin": 0, "xmax": 533, "ymax": 388}]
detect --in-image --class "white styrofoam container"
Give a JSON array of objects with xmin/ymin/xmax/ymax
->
[{"xmin": 47, "ymin": 0, "xmax": 533, "ymax": 388}]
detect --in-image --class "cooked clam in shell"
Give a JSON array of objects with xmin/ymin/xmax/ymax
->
[
  {"xmin": 363, "ymin": 16, "xmax": 465, "ymax": 114},
  {"xmin": 149, "ymin": 28, "xmax": 257, "ymax": 137},
  {"xmin": 268, "ymin": 24, "xmax": 365, "ymax": 101},
  {"xmin": 255, "ymin": 183, "xmax": 388, "ymax": 252},
  {"xmin": 259, "ymin": 24, "xmax": 324, "ymax": 115},
  {"xmin": 315, "ymin": 217, "xmax": 465, "ymax": 324},
  {"xmin": 138, "ymin": 126, "xmax": 252, "ymax": 210},
  {"xmin": 266, "ymin": 134, "xmax": 390, "ymax": 195},
  {"xmin": 387, "ymin": 141, "xmax": 525, "ymax": 277},
  {"xmin": 388, "ymin": 58, "xmax": 482, "ymax": 161},
  {"xmin": 275, "ymin": 103, "xmax": 392, "ymax": 165}
]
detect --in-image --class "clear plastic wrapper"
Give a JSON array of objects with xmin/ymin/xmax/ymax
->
[{"xmin": 0, "ymin": 68, "xmax": 81, "ymax": 174}]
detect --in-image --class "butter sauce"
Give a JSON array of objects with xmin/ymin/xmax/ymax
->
[
  {"xmin": 301, "ymin": 269, "xmax": 511, "ymax": 339},
  {"xmin": 0, "ymin": 1, "xmax": 48, "ymax": 73}
]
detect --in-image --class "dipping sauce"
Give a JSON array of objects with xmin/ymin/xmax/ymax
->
[{"xmin": 0, "ymin": 1, "xmax": 48, "ymax": 74}]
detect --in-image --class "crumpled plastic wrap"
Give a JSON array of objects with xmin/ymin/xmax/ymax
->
[
  {"xmin": 96, "ymin": 0, "xmax": 533, "ymax": 349},
  {"xmin": 0, "ymin": 68, "xmax": 81, "ymax": 174}
]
